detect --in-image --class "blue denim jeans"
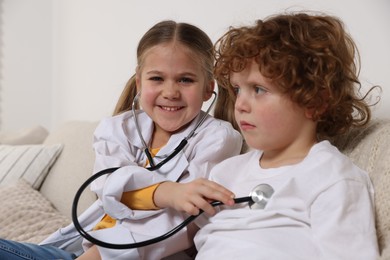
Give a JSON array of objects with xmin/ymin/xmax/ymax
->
[{"xmin": 0, "ymin": 239, "xmax": 77, "ymax": 260}]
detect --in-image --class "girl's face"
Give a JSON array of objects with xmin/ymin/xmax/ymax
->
[
  {"xmin": 231, "ymin": 60, "xmax": 317, "ymax": 166},
  {"xmin": 136, "ymin": 42, "xmax": 213, "ymax": 141}
]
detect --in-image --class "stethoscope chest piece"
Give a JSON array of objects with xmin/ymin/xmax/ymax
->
[{"xmin": 249, "ymin": 183, "xmax": 274, "ymax": 209}]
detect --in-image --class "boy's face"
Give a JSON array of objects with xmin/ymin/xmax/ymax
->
[{"xmin": 230, "ymin": 60, "xmax": 317, "ymax": 160}]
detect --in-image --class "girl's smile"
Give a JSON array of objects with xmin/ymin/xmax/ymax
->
[
  {"xmin": 159, "ymin": 106, "xmax": 184, "ymax": 112},
  {"xmin": 136, "ymin": 42, "xmax": 213, "ymax": 140}
]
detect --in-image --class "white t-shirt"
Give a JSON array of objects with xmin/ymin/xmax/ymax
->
[{"xmin": 194, "ymin": 141, "xmax": 379, "ymax": 260}]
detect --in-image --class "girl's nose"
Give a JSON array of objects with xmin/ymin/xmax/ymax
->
[{"xmin": 163, "ymin": 81, "xmax": 180, "ymax": 99}]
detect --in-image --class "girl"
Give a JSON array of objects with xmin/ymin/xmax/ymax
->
[
  {"xmin": 155, "ymin": 12, "xmax": 380, "ymax": 259},
  {"xmin": 0, "ymin": 20, "xmax": 242, "ymax": 259}
]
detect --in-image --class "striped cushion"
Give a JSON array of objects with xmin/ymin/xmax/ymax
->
[{"xmin": 0, "ymin": 144, "xmax": 63, "ymax": 189}]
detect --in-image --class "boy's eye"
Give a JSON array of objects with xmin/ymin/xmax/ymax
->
[
  {"xmin": 232, "ymin": 86, "xmax": 240, "ymax": 95},
  {"xmin": 255, "ymin": 86, "xmax": 267, "ymax": 94}
]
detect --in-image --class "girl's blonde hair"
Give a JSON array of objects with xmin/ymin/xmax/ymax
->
[{"xmin": 214, "ymin": 12, "xmax": 380, "ymax": 138}]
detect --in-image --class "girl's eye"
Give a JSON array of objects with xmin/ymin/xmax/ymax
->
[
  {"xmin": 179, "ymin": 77, "xmax": 194, "ymax": 84},
  {"xmin": 149, "ymin": 76, "xmax": 163, "ymax": 81}
]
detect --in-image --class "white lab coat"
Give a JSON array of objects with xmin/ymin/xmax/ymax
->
[{"xmin": 40, "ymin": 110, "xmax": 243, "ymax": 259}]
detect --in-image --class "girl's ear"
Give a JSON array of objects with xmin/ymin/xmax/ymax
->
[{"xmin": 203, "ymin": 80, "xmax": 215, "ymax": 101}]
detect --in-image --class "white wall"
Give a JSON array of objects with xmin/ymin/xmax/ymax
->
[
  {"xmin": 1, "ymin": 0, "xmax": 389, "ymax": 131},
  {"xmin": 1, "ymin": 0, "xmax": 53, "ymax": 131}
]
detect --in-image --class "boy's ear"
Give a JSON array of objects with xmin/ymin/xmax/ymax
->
[
  {"xmin": 203, "ymin": 80, "xmax": 215, "ymax": 101},
  {"xmin": 305, "ymin": 89, "xmax": 329, "ymax": 120},
  {"xmin": 305, "ymin": 102, "xmax": 329, "ymax": 120},
  {"xmin": 304, "ymin": 107, "xmax": 316, "ymax": 119}
]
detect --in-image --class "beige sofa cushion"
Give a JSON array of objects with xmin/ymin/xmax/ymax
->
[
  {"xmin": 332, "ymin": 118, "xmax": 390, "ymax": 257},
  {"xmin": 0, "ymin": 179, "xmax": 69, "ymax": 243},
  {"xmin": 40, "ymin": 121, "xmax": 99, "ymax": 219},
  {"xmin": 0, "ymin": 125, "xmax": 49, "ymax": 145}
]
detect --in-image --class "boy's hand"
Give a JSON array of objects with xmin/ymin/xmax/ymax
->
[{"xmin": 153, "ymin": 179, "xmax": 235, "ymax": 216}]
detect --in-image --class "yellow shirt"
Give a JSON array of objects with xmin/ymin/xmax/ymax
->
[{"xmin": 94, "ymin": 147, "xmax": 161, "ymax": 230}]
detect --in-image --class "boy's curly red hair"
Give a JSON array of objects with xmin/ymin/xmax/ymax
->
[{"xmin": 213, "ymin": 12, "xmax": 380, "ymax": 138}]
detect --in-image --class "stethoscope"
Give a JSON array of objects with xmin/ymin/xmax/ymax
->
[
  {"xmin": 71, "ymin": 90, "xmax": 275, "ymax": 249},
  {"xmin": 73, "ymin": 178, "xmax": 274, "ymax": 249}
]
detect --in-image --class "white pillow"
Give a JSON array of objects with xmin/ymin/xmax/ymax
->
[{"xmin": 0, "ymin": 144, "xmax": 63, "ymax": 189}]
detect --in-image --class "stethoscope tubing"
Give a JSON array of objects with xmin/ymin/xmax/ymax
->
[{"xmin": 72, "ymin": 167, "xmax": 253, "ymax": 249}]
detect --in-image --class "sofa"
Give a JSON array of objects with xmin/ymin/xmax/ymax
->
[
  {"xmin": 0, "ymin": 121, "xmax": 98, "ymax": 243},
  {"xmin": 0, "ymin": 118, "xmax": 389, "ymax": 259}
]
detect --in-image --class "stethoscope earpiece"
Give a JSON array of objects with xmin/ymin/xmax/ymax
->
[{"xmin": 249, "ymin": 183, "xmax": 274, "ymax": 209}]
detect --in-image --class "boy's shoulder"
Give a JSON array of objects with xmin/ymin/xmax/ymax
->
[{"xmin": 305, "ymin": 141, "xmax": 370, "ymax": 184}]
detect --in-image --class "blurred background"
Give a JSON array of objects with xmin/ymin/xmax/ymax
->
[{"xmin": 0, "ymin": 0, "xmax": 389, "ymax": 131}]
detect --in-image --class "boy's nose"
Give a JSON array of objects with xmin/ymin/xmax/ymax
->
[{"xmin": 235, "ymin": 95, "xmax": 250, "ymax": 113}]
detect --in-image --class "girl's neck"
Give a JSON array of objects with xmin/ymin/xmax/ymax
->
[{"xmin": 150, "ymin": 126, "xmax": 171, "ymax": 149}]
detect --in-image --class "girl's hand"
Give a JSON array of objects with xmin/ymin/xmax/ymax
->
[{"xmin": 153, "ymin": 179, "xmax": 235, "ymax": 216}]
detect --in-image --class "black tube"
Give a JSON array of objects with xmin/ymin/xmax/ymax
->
[{"xmin": 72, "ymin": 173, "xmax": 252, "ymax": 249}]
